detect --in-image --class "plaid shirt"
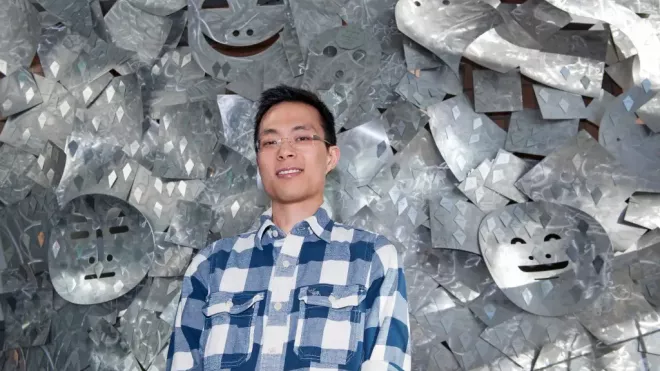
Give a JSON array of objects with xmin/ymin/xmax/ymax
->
[{"xmin": 166, "ymin": 203, "xmax": 411, "ymax": 371}]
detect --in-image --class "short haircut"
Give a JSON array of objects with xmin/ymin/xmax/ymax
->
[{"xmin": 254, "ymin": 85, "xmax": 337, "ymax": 149}]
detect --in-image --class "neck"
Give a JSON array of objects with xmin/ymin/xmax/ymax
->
[{"xmin": 271, "ymin": 195, "xmax": 324, "ymax": 234}]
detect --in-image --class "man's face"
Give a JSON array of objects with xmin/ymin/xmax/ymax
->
[{"xmin": 256, "ymin": 101, "xmax": 339, "ymax": 206}]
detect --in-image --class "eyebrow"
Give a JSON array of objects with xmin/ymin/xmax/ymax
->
[{"xmin": 260, "ymin": 124, "xmax": 313, "ymax": 136}]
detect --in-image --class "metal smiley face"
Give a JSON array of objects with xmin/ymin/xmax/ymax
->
[
  {"xmin": 478, "ymin": 201, "xmax": 612, "ymax": 316},
  {"xmin": 48, "ymin": 194, "xmax": 155, "ymax": 305},
  {"xmin": 301, "ymin": 24, "xmax": 381, "ymax": 129},
  {"xmin": 198, "ymin": 0, "xmax": 288, "ymax": 47}
]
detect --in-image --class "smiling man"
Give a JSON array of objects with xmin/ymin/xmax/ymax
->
[{"xmin": 166, "ymin": 85, "xmax": 410, "ymax": 371}]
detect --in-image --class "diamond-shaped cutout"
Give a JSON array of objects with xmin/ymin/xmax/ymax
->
[
  {"xmin": 538, "ymin": 88, "xmax": 549, "ymax": 103},
  {"xmin": 222, "ymin": 62, "xmax": 231, "ymax": 77},
  {"xmin": 50, "ymin": 61, "xmax": 60, "ymax": 77},
  {"xmin": 473, "ymin": 117, "xmax": 483, "ymax": 130},
  {"xmin": 623, "ymin": 95, "xmax": 634, "ymax": 111},
  {"xmin": 2, "ymin": 99, "xmax": 13, "ymax": 111},
  {"xmin": 182, "ymin": 53, "xmax": 192, "ymax": 67},
  {"xmin": 566, "ymin": 244, "xmax": 579, "ymax": 262},
  {"xmin": 397, "ymin": 197, "xmax": 408, "ymax": 215},
  {"xmin": 180, "ymin": 137, "xmax": 188, "ymax": 154},
  {"xmin": 178, "ymin": 181, "xmax": 187, "ymax": 196},
  {"xmin": 38, "ymin": 112, "xmax": 48, "ymax": 128},
  {"xmin": 151, "ymin": 64, "xmax": 161, "ymax": 75},
  {"xmin": 453, "ymin": 229, "xmax": 467, "ymax": 245},
  {"xmin": 541, "ymin": 280, "xmax": 553, "ymax": 297},
  {"xmin": 539, "ymin": 212, "xmax": 551, "ymax": 228},
  {"xmin": 231, "ymin": 200, "xmax": 240, "ymax": 218},
  {"xmin": 484, "ymin": 303, "xmax": 496, "ymax": 319},
  {"xmin": 451, "ymin": 105, "xmax": 461, "ymax": 120},
  {"xmin": 129, "ymin": 140, "xmax": 140, "ymax": 156},
  {"xmin": 590, "ymin": 186, "xmax": 602, "ymax": 205},
  {"xmin": 154, "ymin": 178, "xmax": 163, "ymax": 193},
  {"xmin": 642, "ymin": 79, "xmax": 652, "ymax": 93},
  {"xmin": 522, "ymin": 287, "xmax": 533, "ymax": 305},
  {"xmin": 153, "ymin": 202, "xmax": 163, "ymax": 218},
  {"xmin": 116, "ymin": 106, "xmax": 124, "ymax": 122},
  {"xmin": 22, "ymin": 128, "xmax": 30, "ymax": 142},
  {"xmin": 25, "ymin": 88, "xmax": 34, "ymax": 103},
  {"xmin": 391, "ymin": 163, "xmax": 400, "ymax": 179},
  {"xmin": 580, "ymin": 76, "xmax": 590, "ymax": 90},
  {"xmin": 108, "ymin": 170, "xmax": 118, "ymax": 187},
  {"xmin": 133, "ymin": 187, "xmax": 143, "ymax": 204},
  {"xmin": 407, "ymin": 207, "xmax": 418, "ymax": 224},
  {"xmin": 106, "ymin": 85, "xmax": 115, "ymax": 103},
  {"xmin": 74, "ymin": 175, "xmax": 84, "ymax": 190},
  {"xmin": 82, "ymin": 86, "xmax": 93, "ymax": 103},
  {"xmin": 164, "ymin": 140, "xmax": 174, "ymax": 154},
  {"xmin": 376, "ymin": 141, "xmax": 387, "ymax": 158},
  {"xmin": 68, "ymin": 140, "xmax": 79, "ymax": 156},
  {"xmin": 59, "ymin": 101, "xmax": 70, "ymax": 117},
  {"xmin": 166, "ymin": 182, "xmax": 175, "ymax": 197},
  {"xmin": 558, "ymin": 98, "xmax": 569, "ymax": 113},
  {"xmin": 560, "ymin": 66, "xmax": 570, "ymax": 79},
  {"xmin": 440, "ymin": 197, "xmax": 454, "ymax": 212},
  {"xmin": 122, "ymin": 163, "xmax": 132, "ymax": 180},
  {"xmin": 468, "ymin": 133, "xmax": 480, "ymax": 145},
  {"xmin": 592, "ymin": 255, "xmax": 604, "ymax": 274}
]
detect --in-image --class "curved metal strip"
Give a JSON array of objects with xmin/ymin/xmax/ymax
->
[{"xmin": 395, "ymin": 0, "xmax": 503, "ymax": 63}]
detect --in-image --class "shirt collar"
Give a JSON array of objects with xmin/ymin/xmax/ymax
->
[{"xmin": 255, "ymin": 201, "xmax": 334, "ymax": 249}]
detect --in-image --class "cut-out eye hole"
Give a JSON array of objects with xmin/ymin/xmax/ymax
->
[
  {"xmin": 511, "ymin": 237, "xmax": 526, "ymax": 244},
  {"xmin": 107, "ymin": 254, "xmax": 114, "ymax": 262},
  {"xmin": 323, "ymin": 46, "xmax": 338, "ymax": 57},
  {"xmin": 71, "ymin": 230, "xmax": 90, "ymax": 240},
  {"xmin": 246, "ymin": 29, "xmax": 254, "ymax": 36},
  {"xmin": 442, "ymin": 0, "xmax": 450, "ymax": 4},
  {"xmin": 414, "ymin": 1, "xmax": 421, "ymax": 6},
  {"xmin": 88, "ymin": 256, "xmax": 96, "ymax": 264},
  {"xmin": 544, "ymin": 233, "xmax": 561, "ymax": 242},
  {"xmin": 109, "ymin": 225, "xmax": 129, "ymax": 234},
  {"xmin": 335, "ymin": 70, "xmax": 344, "ymax": 79},
  {"xmin": 232, "ymin": 30, "xmax": 240, "ymax": 37},
  {"xmin": 96, "ymin": 229, "xmax": 103, "ymax": 238}
]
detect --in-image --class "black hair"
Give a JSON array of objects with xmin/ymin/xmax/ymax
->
[{"xmin": 254, "ymin": 85, "xmax": 337, "ymax": 149}]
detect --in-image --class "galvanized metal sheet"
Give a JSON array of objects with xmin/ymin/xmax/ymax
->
[
  {"xmin": 428, "ymin": 94, "xmax": 507, "ymax": 182},
  {"xmin": 472, "ymin": 69, "xmax": 523, "ymax": 113},
  {"xmin": 0, "ymin": 0, "xmax": 40, "ymax": 76},
  {"xmin": 516, "ymin": 130, "xmax": 650, "ymax": 254},
  {"xmin": 457, "ymin": 159, "xmax": 510, "ymax": 213},
  {"xmin": 337, "ymin": 118, "xmax": 393, "ymax": 187},
  {"xmin": 479, "ymin": 201, "xmax": 612, "ymax": 316},
  {"xmin": 48, "ymin": 194, "xmax": 155, "ymax": 305},
  {"xmin": 0, "ymin": 68, "xmax": 43, "ymax": 117},
  {"xmin": 624, "ymin": 192, "xmax": 660, "ymax": 230},
  {"xmin": 149, "ymin": 232, "xmax": 193, "ymax": 277},
  {"xmin": 429, "ymin": 193, "xmax": 485, "ymax": 255},
  {"xmin": 165, "ymin": 200, "xmax": 213, "ymax": 249},
  {"xmin": 505, "ymin": 109, "xmax": 579, "ymax": 156},
  {"xmin": 483, "ymin": 149, "xmax": 531, "ymax": 203},
  {"xmin": 380, "ymin": 100, "xmax": 428, "ymax": 152}
]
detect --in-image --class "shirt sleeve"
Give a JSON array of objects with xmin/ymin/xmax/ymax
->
[
  {"xmin": 166, "ymin": 249, "xmax": 213, "ymax": 371},
  {"xmin": 362, "ymin": 236, "xmax": 411, "ymax": 371}
]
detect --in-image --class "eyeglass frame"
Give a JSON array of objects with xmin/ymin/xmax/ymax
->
[{"xmin": 255, "ymin": 134, "xmax": 332, "ymax": 153}]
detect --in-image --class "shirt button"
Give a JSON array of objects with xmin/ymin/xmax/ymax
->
[
  {"xmin": 272, "ymin": 230, "xmax": 279, "ymax": 238},
  {"xmin": 274, "ymin": 302, "xmax": 282, "ymax": 311},
  {"xmin": 282, "ymin": 260, "xmax": 290, "ymax": 268}
]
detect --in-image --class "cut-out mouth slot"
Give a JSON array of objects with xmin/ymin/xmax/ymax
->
[
  {"xmin": 84, "ymin": 272, "xmax": 116, "ymax": 280},
  {"xmin": 518, "ymin": 261, "xmax": 569, "ymax": 272},
  {"xmin": 71, "ymin": 231, "xmax": 90, "ymax": 240},
  {"xmin": 109, "ymin": 225, "xmax": 129, "ymax": 234}
]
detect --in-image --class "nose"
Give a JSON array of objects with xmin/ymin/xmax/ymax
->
[{"xmin": 276, "ymin": 140, "xmax": 296, "ymax": 160}]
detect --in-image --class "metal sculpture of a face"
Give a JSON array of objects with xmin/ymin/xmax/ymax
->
[
  {"xmin": 48, "ymin": 194, "xmax": 155, "ymax": 305},
  {"xmin": 478, "ymin": 201, "xmax": 612, "ymax": 316}
]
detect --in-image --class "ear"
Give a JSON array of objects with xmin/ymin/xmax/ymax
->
[{"xmin": 325, "ymin": 145, "xmax": 340, "ymax": 174}]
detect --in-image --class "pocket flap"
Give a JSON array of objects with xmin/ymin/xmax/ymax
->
[
  {"xmin": 203, "ymin": 291, "xmax": 265, "ymax": 316},
  {"xmin": 299, "ymin": 284, "xmax": 365, "ymax": 309}
]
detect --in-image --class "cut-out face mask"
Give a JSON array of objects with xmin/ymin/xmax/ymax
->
[
  {"xmin": 478, "ymin": 201, "xmax": 612, "ymax": 316},
  {"xmin": 48, "ymin": 194, "xmax": 155, "ymax": 305}
]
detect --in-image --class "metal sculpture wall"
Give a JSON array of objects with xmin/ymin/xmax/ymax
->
[{"xmin": 1, "ymin": 0, "xmax": 660, "ymax": 369}]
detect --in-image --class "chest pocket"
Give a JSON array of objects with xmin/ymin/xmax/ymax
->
[
  {"xmin": 201, "ymin": 291, "xmax": 265, "ymax": 369},
  {"xmin": 294, "ymin": 284, "xmax": 366, "ymax": 365}
]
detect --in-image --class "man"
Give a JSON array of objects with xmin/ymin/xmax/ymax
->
[{"xmin": 167, "ymin": 85, "xmax": 410, "ymax": 371}]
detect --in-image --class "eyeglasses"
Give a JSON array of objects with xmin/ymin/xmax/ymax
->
[{"xmin": 256, "ymin": 134, "xmax": 330, "ymax": 152}]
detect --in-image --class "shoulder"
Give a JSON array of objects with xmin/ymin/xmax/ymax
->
[{"xmin": 189, "ymin": 230, "xmax": 259, "ymax": 271}]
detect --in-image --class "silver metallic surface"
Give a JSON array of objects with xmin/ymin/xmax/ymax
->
[
  {"xmin": 479, "ymin": 201, "xmax": 613, "ymax": 316},
  {"xmin": 395, "ymin": 69, "xmax": 448, "ymax": 109},
  {"xmin": 516, "ymin": 130, "xmax": 650, "ymax": 254},
  {"xmin": 625, "ymin": 192, "xmax": 660, "ymax": 230},
  {"xmin": 381, "ymin": 101, "xmax": 428, "ymax": 152},
  {"xmin": 428, "ymin": 94, "xmax": 507, "ymax": 182},
  {"xmin": 301, "ymin": 25, "xmax": 382, "ymax": 130},
  {"xmin": 217, "ymin": 94, "xmax": 258, "ymax": 164},
  {"xmin": 337, "ymin": 118, "xmax": 393, "ymax": 187},
  {"xmin": 48, "ymin": 194, "xmax": 155, "ymax": 305},
  {"xmin": 0, "ymin": 0, "xmax": 40, "ymax": 76},
  {"xmin": 505, "ymin": 109, "xmax": 579, "ymax": 156},
  {"xmin": 0, "ymin": 68, "xmax": 43, "ymax": 117},
  {"xmin": 473, "ymin": 69, "xmax": 523, "ymax": 113},
  {"xmin": 532, "ymin": 84, "xmax": 586, "ymax": 120},
  {"xmin": 457, "ymin": 159, "xmax": 510, "ymax": 214},
  {"xmin": 599, "ymin": 85, "xmax": 660, "ymax": 184},
  {"xmin": 128, "ymin": 0, "xmax": 186, "ymax": 17},
  {"xmin": 0, "ymin": 145, "xmax": 37, "ymax": 205},
  {"xmin": 483, "ymin": 149, "xmax": 531, "ymax": 203},
  {"xmin": 149, "ymin": 232, "xmax": 193, "ymax": 277},
  {"xmin": 429, "ymin": 193, "xmax": 485, "ymax": 255},
  {"xmin": 165, "ymin": 200, "xmax": 213, "ymax": 249}
]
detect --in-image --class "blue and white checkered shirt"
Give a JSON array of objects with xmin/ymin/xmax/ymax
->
[{"xmin": 166, "ymin": 203, "xmax": 411, "ymax": 371}]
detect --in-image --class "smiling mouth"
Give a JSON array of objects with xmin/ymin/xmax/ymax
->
[
  {"xmin": 84, "ymin": 272, "xmax": 116, "ymax": 280},
  {"xmin": 276, "ymin": 168, "xmax": 303, "ymax": 178},
  {"xmin": 518, "ymin": 261, "xmax": 569, "ymax": 273}
]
